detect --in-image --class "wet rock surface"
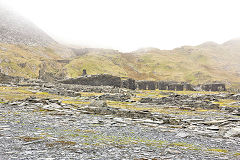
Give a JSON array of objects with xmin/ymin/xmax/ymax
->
[{"xmin": 0, "ymin": 83, "xmax": 240, "ymax": 159}]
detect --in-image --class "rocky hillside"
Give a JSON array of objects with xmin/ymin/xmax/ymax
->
[
  {"xmin": 0, "ymin": 4, "xmax": 75, "ymax": 79},
  {"xmin": 0, "ymin": 4, "xmax": 74, "ymax": 58},
  {"xmin": 0, "ymin": 5, "xmax": 54, "ymax": 47}
]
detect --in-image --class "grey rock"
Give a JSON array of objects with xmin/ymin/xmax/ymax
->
[
  {"xmin": 90, "ymin": 100, "xmax": 107, "ymax": 108},
  {"xmin": 207, "ymin": 126, "xmax": 219, "ymax": 131},
  {"xmin": 224, "ymin": 126, "xmax": 240, "ymax": 137},
  {"xmin": 202, "ymin": 120, "xmax": 227, "ymax": 126},
  {"xmin": 176, "ymin": 132, "xmax": 190, "ymax": 138},
  {"xmin": 165, "ymin": 148, "xmax": 181, "ymax": 154}
]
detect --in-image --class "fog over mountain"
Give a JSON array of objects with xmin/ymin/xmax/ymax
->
[
  {"xmin": 1, "ymin": 0, "xmax": 240, "ymax": 52},
  {"xmin": 0, "ymin": 5, "xmax": 56, "ymax": 46},
  {"xmin": 0, "ymin": 3, "xmax": 74, "ymax": 58}
]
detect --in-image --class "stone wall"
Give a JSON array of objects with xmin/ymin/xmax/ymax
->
[
  {"xmin": 148, "ymin": 81, "xmax": 157, "ymax": 90},
  {"xmin": 0, "ymin": 72, "xmax": 25, "ymax": 84},
  {"xmin": 122, "ymin": 78, "xmax": 136, "ymax": 90},
  {"xmin": 135, "ymin": 80, "xmax": 226, "ymax": 91},
  {"xmin": 158, "ymin": 81, "xmax": 185, "ymax": 91},
  {"xmin": 176, "ymin": 84, "xmax": 184, "ymax": 91},
  {"xmin": 184, "ymin": 83, "xmax": 195, "ymax": 91},
  {"xmin": 201, "ymin": 83, "xmax": 226, "ymax": 91},
  {"xmin": 57, "ymin": 71, "xmax": 226, "ymax": 92},
  {"xmin": 136, "ymin": 81, "xmax": 157, "ymax": 90},
  {"xmin": 60, "ymin": 74, "xmax": 122, "ymax": 88},
  {"xmin": 137, "ymin": 81, "xmax": 147, "ymax": 90},
  {"xmin": 158, "ymin": 81, "xmax": 168, "ymax": 90}
]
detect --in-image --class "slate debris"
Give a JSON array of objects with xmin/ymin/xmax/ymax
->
[{"xmin": 0, "ymin": 82, "xmax": 239, "ymax": 159}]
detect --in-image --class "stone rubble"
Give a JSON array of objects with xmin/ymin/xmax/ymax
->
[{"xmin": 0, "ymin": 81, "xmax": 239, "ymax": 159}]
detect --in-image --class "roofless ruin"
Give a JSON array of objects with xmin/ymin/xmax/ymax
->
[{"xmin": 59, "ymin": 69, "xmax": 226, "ymax": 92}]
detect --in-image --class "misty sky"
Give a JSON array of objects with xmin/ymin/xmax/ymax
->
[{"xmin": 1, "ymin": 0, "xmax": 240, "ymax": 52}]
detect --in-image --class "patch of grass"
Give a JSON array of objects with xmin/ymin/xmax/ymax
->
[
  {"xmin": 74, "ymin": 129, "xmax": 97, "ymax": 133},
  {"xmin": 0, "ymin": 86, "xmax": 74, "ymax": 103},
  {"xmin": 214, "ymin": 99, "xmax": 239, "ymax": 107},
  {"xmin": 68, "ymin": 133, "xmax": 80, "ymax": 137},
  {"xmin": 36, "ymin": 92, "xmax": 49, "ymax": 95},
  {"xmin": 169, "ymin": 142, "xmax": 192, "ymax": 147},
  {"xmin": 34, "ymin": 108, "xmax": 52, "ymax": 112},
  {"xmin": 234, "ymin": 153, "xmax": 240, "ymax": 156},
  {"xmin": 196, "ymin": 109, "xmax": 209, "ymax": 112},
  {"xmin": 107, "ymin": 100, "xmax": 198, "ymax": 115},
  {"xmin": 19, "ymin": 136, "xmax": 43, "ymax": 142},
  {"xmin": 62, "ymin": 100, "xmax": 90, "ymax": 105},
  {"xmin": 80, "ymin": 92, "xmax": 104, "ymax": 97},
  {"xmin": 207, "ymin": 148, "xmax": 228, "ymax": 153}
]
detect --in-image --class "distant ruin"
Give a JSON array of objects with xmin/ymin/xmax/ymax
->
[
  {"xmin": 0, "ymin": 68, "xmax": 226, "ymax": 92},
  {"xmin": 122, "ymin": 78, "xmax": 136, "ymax": 90},
  {"xmin": 58, "ymin": 70, "xmax": 226, "ymax": 92},
  {"xmin": 136, "ymin": 81, "xmax": 194, "ymax": 91},
  {"xmin": 60, "ymin": 74, "xmax": 122, "ymax": 88},
  {"xmin": 0, "ymin": 71, "xmax": 26, "ymax": 84},
  {"xmin": 82, "ymin": 69, "xmax": 87, "ymax": 76},
  {"xmin": 200, "ymin": 83, "xmax": 226, "ymax": 91},
  {"xmin": 136, "ymin": 81, "xmax": 157, "ymax": 90},
  {"xmin": 0, "ymin": 69, "xmax": 226, "ymax": 92}
]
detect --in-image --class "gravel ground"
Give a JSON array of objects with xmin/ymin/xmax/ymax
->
[{"xmin": 0, "ymin": 103, "xmax": 240, "ymax": 160}]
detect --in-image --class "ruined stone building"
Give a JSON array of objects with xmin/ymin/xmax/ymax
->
[
  {"xmin": 57, "ymin": 70, "xmax": 226, "ymax": 92},
  {"xmin": 60, "ymin": 74, "xmax": 122, "ymax": 88}
]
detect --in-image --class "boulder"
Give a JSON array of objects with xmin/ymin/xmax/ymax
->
[
  {"xmin": 90, "ymin": 100, "xmax": 107, "ymax": 108},
  {"xmin": 224, "ymin": 127, "xmax": 240, "ymax": 137}
]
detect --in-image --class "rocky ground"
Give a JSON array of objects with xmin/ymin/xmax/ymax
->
[{"xmin": 0, "ymin": 82, "xmax": 240, "ymax": 159}]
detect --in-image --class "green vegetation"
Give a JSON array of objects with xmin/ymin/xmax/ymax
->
[
  {"xmin": 19, "ymin": 136, "xmax": 43, "ymax": 142},
  {"xmin": 0, "ymin": 86, "xmax": 83, "ymax": 105},
  {"xmin": 0, "ymin": 86, "xmax": 61, "ymax": 102},
  {"xmin": 64, "ymin": 46, "xmax": 240, "ymax": 87},
  {"xmin": 0, "ymin": 43, "xmax": 65, "ymax": 79},
  {"xmin": 2, "ymin": 86, "xmax": 239, "ymax": 158},
  {"xmin": 207, "ymin": 148, "xmax": 228, "ymax": 153},
  {"xmin": 214, "ymin": 99, "xmax": 240, "ymax": 108},
  {"xmin": 234, "ymin": 153, "xmax": 240, "ymax": 156},
  {"xmin": 1, "ymin": 42, "xmax": 240, "ymax": 88}
]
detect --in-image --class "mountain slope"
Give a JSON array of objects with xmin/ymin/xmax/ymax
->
[
  {"xmin": 65, "ymin": 41, "xmax": 240, "ymax": 88},
  {"xmin": 0, "ymin": 4, "xmax": 74, "ymax": 78},
  {"xmin": 0, "ymin": 3, "xmax": 239, "ymax": 88},
  {"xmin": 0, "ymin": 3, "xmax": 74, "ymax": 57},
  {"xmin": 0, "ymin": 5, "xmax": 55, "ymax": 47}
]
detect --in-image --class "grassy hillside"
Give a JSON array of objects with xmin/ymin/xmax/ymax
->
[
  {"xmin": 1, "ymin": 3, "xmax": 239, "ymax": 88},
  {"xmin": 1, "ymin": 39, "xmax": 240, "ymax": 88},
  {"xmin": 0, "ymin": 43, "xmax": 66, "ymax": 78},
  {"xmin": 64, "ymin": 40, "xmax": 240, "ymax": 88}
]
